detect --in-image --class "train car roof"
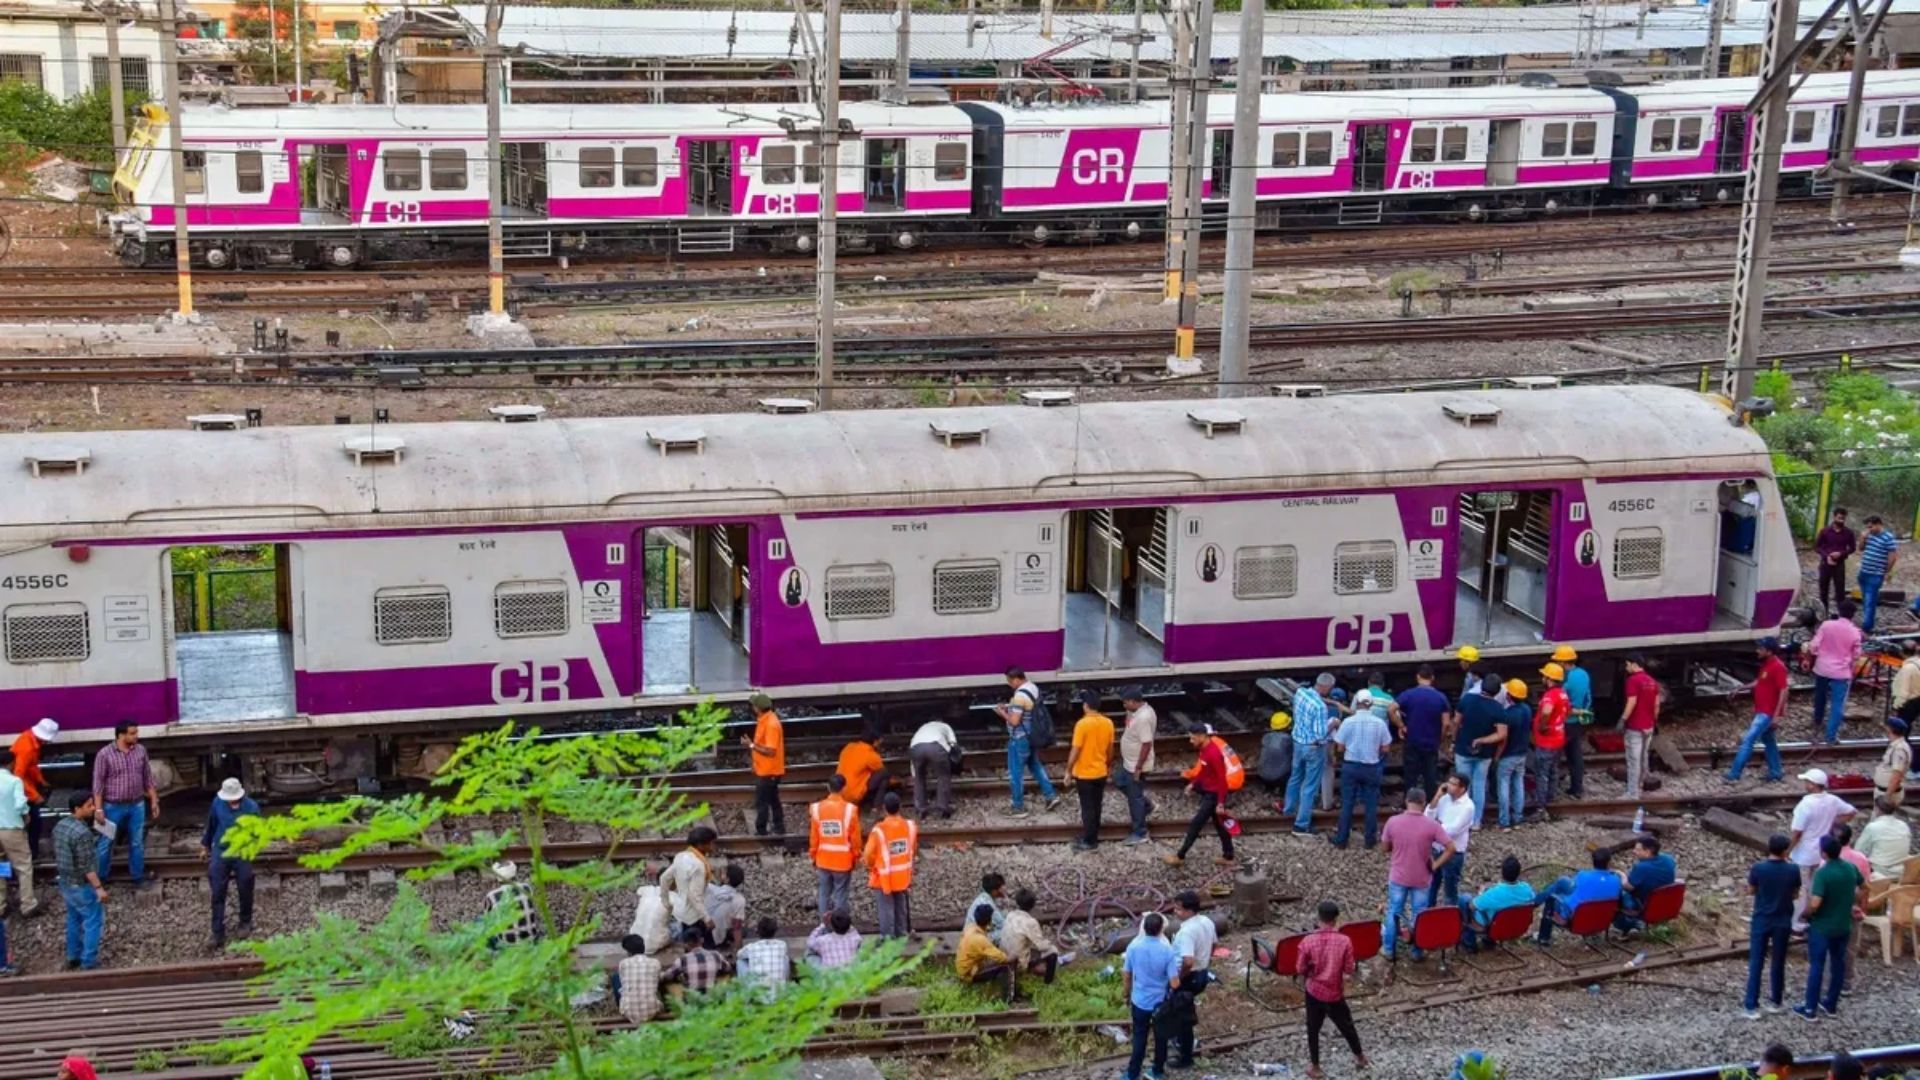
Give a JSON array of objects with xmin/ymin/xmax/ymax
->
[
  {"xmin": 1627, "ymin": 70, "xmax": 1920, "ymax": 109},
  {"xmin": 980, "ymin": 87, "xmax": 1617, "ymax": 130},
  {"xmin": 0, "ymin": 387, "xmax": 1766, "ymax": 543},
  {"xmin": 172, "ymin": 100, "xmax": 976, "ymax": 139}
]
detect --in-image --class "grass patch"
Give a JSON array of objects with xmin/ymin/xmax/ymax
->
[
  {"xmin": 903, "ymin": 960, "xmax": 1013, "ymax": 1017},
  {"xmin": 1385, "ymin": 267, "xmax": 1448, "ymax": 297},
  {"xmin": 1030, "ymin": 965, "xmax": 1126, "ymax": 1025}
]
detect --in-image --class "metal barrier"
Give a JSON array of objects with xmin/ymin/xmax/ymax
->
[{"xmin": 1781, "ymin": 463, "xmax": 1920, "ymax": 545}]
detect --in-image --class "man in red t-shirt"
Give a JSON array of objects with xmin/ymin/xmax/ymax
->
[
  {"xmin": 1531, "ymin": 663, "xmax": 1571, "ymax": 811},
  {"xmin": 1164, "ymin": 723, "xmax": 1235, "ymax": 868},
  {"xmin": 1620, "ymin": 655, "xmax": 1661, "ymax": 799},
  {"xmin": 1726, "ymin": 638, "xmax": 1790, "ymax": 784}
]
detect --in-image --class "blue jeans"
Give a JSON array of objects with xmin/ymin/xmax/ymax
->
[
  {"xmin": 1803, "ymin": 928, "xmax": 1848, "ymax": 1014},
  {"xmin": 1332, "ymin": 761, "xmax": 1382, "ymax": 846},
  {"xmin": 1427, "ymin": 850, "xmax": 1464, "ymax": 908},
  {"xmin": 1112, "ymin": 768, "xmax": 1150, "ymax": 838},
  {"xmin": 1811, "ymin": 676, "xmax": 1852, "ymax": 743},
  {"xmin": 1453, "ymin": 754, "xmax": 1491, "ymax": 828},
  {"xmin": 1859, "ymin": 571, "xmax": 1885, "ymax": 632},
  {"xmin": 1725, "ymin": 713, "xmax": 1784, "ymax": 781},
  {"xmin": 1456, "ymin": 898, "xmax": 1495, "ymax": 951},
  {"xmin": 1006, "ymin": 736, "xmax": 1056, "ymax": 811},
  {"xmin": 62, "ymin": 883, "xmax": 103, "ymax": 968},
  {"xmin": 1496, "ymin": 756, "xmax": 1527, "ymax": 828},
  {"xmin": 1124, "ymin": 1001, "xmax": 1168, "ymax": 1080},
  {"xmin": 97, "ymin": 800, "xmax": 146, "ymax": 883},
  {"xmin": 1744, "ymin": 924, "xmax": 1790, "ymax": 1010},
  {"xmin": 1283, "ymin": 743, "xmax": 1326, "ymax": 831},
  {"xmin": 1535, "ymin": 878, "xmax": 1574, "ymax": 942},
  {"xmin": 1384, "ymin": 881, "xmax": 1430, "ymax": 959}
]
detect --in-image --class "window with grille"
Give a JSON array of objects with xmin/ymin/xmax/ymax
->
[
  {"xmin": 1571, "ymin": 120, "xmax": 1597, "ymax": 156},
  {"xmin": 824, "ymin": 564, "xmax": 894, "ymax": 621},
  {"xmin": 579, "ymin": 147, "xmax": 615, "ymax": 188},
  {"xmin": 1441, "ymin": 125, "xmax": 1469, "ymax": 162},
  {"xmin": 1234, "ymin": 545, "xmax": 1298, "ymax": 600},
  {"xmin": 932, "ymin": 560, "xmax": 1000, "ymax": 615},
  {"xmin": 3, "ymin": 603, "xmax": 89, "ymax": 664},
  {"xmin": 0, "ymin": 54, "xmax": 45, "ymax": 89},
  {"xmin": 1676, "ymin": 116, "xmax": 1703, "ymax": 152},
  {"xmin": 761, "ymin": 145, "xmax": 796, "ymax": 185},
  {"xmin": 89, "ymin": 55, "xmax": 150, "ymax": 96},
  {"xmin": 383, "ymin": 149, "xmax": 421, "ymax": 191},
  {"xmin": 1877, "ymin": 105, "xmax": 1899, "ymax": 138},
  {"xmin": 1541, "ymin": 122, "xmax": 1568, "ymax": 158},
  {"xmin": 429, "ymin": 149, "xmax": 467, "ymax": 191},
  {"xmin": 1304, "ymin": 131, "xmax": 1333, "ymax": 167},
  {"xmin": 623, "ymin": 146, "xmax": 658, "ymax": 187},
  {"xmin": 934, "ymin": 142, "xmax": 968, "ymax": 182},
  {"xmin": 1271, "ymin": 132, "xmax": 1300, "ymax": 168},
  {"xmin": 1333, "ymin": 540, "xmax": 1398, "ymax": 595},
  {"xmin": 373, "ymin": 586, "xmax": 451, "ymax": 645},
  {"xmin": 1613, "ymin": 528, "xmax": 1665, "ymax": 580},
  {"xmin": 1790, "ymin": 111, "xmax": 1816, "ymax": 145},
  {"xmin": 235, "ymin": 150, "xmax": 264, "ymax": 194},
  {"xmin": 335, "ymin": 20, "xmax": 361, "ymax": 40},
  {"xmin": 495, "ymin": 580, "xmax": 569, "ymax": 638},
  {"xmin": 1650, "ymin": 118, "xmax": 1676, "ymax": 153},
  {"xmin": 1408, "ymin": 128, "xmax": 1437, "ymax": 163}
]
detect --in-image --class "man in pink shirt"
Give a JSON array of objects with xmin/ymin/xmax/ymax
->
[
  {"xmin": 1809, "ymin": 600, "xmax": 1864, "ymax": 744},
  {"xmin": 1379, "ymin": 787, "xmax": 1455, "ymax": 961}
]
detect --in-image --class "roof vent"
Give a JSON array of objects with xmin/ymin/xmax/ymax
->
[
  {"xmin": 1441, "ymin": 399, "xmax": 1502, "ymax": 427},
  {"xmin": 1506, "ymin": 376, "xmax": 1562, "ymax": 391},
  {"xmin": 648, "ymin": 427, "xmax": 707, "ymax": 456},
  {"xmin": 25, "ymin": 446, "xmax": 91, "ymax": 477},
  {"xmin": 759, "ymin": 397, "xmax": 816, "ymax": 415},
  {"xmin": 488, "ymin": 404, "xmax": 546, "ymax": 423},
  {"xmin": 1020, "ymin": 390, "xmax": 1075, "ymax": 407},
  {"xmin": 343, "ymin": 434, "xmax": 406, "ymax": 465},
  {"xmin": 1270, "ymin": 384, "xmax": 1326, "ymax": 398},
  {"xmin": 1187, "ymin": 408, "xmax": 1246, "ymax": 438},
  {"xmin": 929, "ymin": 418, "xmax": 989, "ymax": 447},
  {"xmin": 188, "ymin": 413, "xmax": 245, "ymax": 431}
]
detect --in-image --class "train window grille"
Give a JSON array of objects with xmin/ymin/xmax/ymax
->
[
  {"xmin": 183, "ymin": 150, "xmax": 206, "ymax": 195},
  {"xmin": 1441, "ymin": 126, "xmax": 1468, "ymax": 162},
  {"xmin": 373, "ymin": 587, "xmax": 452, "ymax": 645},
  {"xmin": 1408, "ymin": 128, "xmax": 1437, "ymax": 163},
  {"xmin": 3, "ymin": 603, "xmax": 89, "ymax": 664},
  {"xmin": 235, "ymin": 150, "xmax": 265, "ymax": 194},
  {"xmin": 1613, "ymin": 528, "xmax": 1664, "ymax": 580},
  {"xmin": 1570, "ymin": 121, "xmax": 1597, "ymax": 157},
  {"xmin": 802, "ymin": 145, "xmax": 821, "ymax": 184},
  {"xmin": 580, "ymin": 147, "xmax": 616, "ymax": 189},
  {"xmin": 1903, "ymin": 106, "xmax": 1920, "ymax": 139},
  {"xmin": 1877, "ymin": 105, "xmax": 1899, "ymax": 139},
  {"xmin": 623, "ymin": 146, "xmax": 659, "ymax": 187},
  {"xmin": 1304, "ymin": 131, "xmax": 1333, "ymax": 167},
  {"xmin": 933, "ymin": 560, "xmax": 1000, "ymax": 615},
  {"xmin": 1676, "ymin": 117, "xmax": 1703, "ymax": 152},
  {"xmin": 1541, "ymin": 122, "xmax": 1568, "ymax": 159},
  {"xmin": 1234, "ymin": 545, "xmax": 1298, "ymax": 600},
  {"xmin": 1333, "ymin": 540, "xmax": 1398, "ymax": 595},
  {"xmin": 1789, "ymin": 111, "xmax": 1816, "ymax": 145},
  {"xmin": 762, "ymin": 146, "xmax": 796, "ymax": 186},
  {"xmin": 824, "ymin": 565, "xmax": 894, "ymax": 621},
  {"xmin": 89, "ymin": 55, "xmax": 150, "ymax": 97},
  {"xmin": 383, "ymin": 149, "xmax": 422, "ymax": 192},
  {"xmin": 1272, "ymin": 132, "xmax": 1300, "ymax": 169},
  {"xmin": 934, "ymin": 142, "xmax": 968, "ymax": 182},
  {"xmin": 1649, "ymin": 118, "xmax": 1675, "ymax": 153},
  {"xmin": 0, "ymin": 54, "xmax": 44, "ymax": 90},
  {"xmin": 430, "ymin": 149, "xmax": 467, "ymax": 191},
  {"xmin": 494, "ymin": 581, "xmax": 570, "ymax": 639}
]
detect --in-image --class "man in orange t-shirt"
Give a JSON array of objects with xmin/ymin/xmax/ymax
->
[
  {"xmin": 837, "ymin": 731, "xmax": 891, "ymax": 814},
  {"xmin": 1067, "ymin": 689, "xmax": 1116, "ymax": 853},
  {"xmin": 741, "ymin": 694, "xmax": 786, "ymax": 838},
  {"xmin": 10, "ymin": 718, "xmax": 57, "ymax": 858}
]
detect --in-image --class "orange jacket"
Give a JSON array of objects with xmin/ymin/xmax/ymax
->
[
  {"xmin": 9, "ymin": 731, "xmax": 47, "ymax": 804},
  {"xmin": 750, "ymin": 710, "xmax": 786, "ymax": 778},
  {"xmin": 808, "ymin": 794, "xmax": 861, "ymax": 873},
  {"xmin": 837, "ymin": 740, "xmax": 884, "ymax": 803},
  {"xmin": 1181, "ymin": 736, "xmax": 1246, "ymax": 792},
  {"xmin": 863, "ymin": 814, "xmax": 918, "ymax": 893}
]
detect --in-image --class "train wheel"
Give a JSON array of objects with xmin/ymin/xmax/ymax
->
[{"xmin": 324, "ymin": 243, "xmax": 360, "ymax": 269}]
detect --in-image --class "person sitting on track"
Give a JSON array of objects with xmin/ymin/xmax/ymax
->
[
  {"xmin": 965, "ymin": 871, "xmax": 1008, "ymax": 944},
  {"xmin": 956, "ymin": 902, "xmax": 1017, "ymax": 1003},
  {"xmin": 1000, "ymin": 887, "xmax": 1062, "ymax": 985},
  {"xmin": 805, "ymin": 908, "xmax": 863, "ymax": 971}
]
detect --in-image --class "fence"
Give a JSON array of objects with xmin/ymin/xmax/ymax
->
[
  {"xmin": 171, "ymin": 567, "xmax": 278, "ymax": 633},
  {"xmin": 1778, "ymin": 463, "xmax": 1920, "ymax": 545}
]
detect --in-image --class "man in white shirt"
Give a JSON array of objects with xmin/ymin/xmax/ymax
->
[
  {"xmin": 1423, "ymin": 772, "xmax": 1475, "ymax": 907},
  {"xmin": 735, "ymin": 916, "xmax": 792, "ymax": 1004},
  {"xmin": 705, "ymin": 862, "xmax": 748, "ymax": 953},
  {"xmin": 1166, "ymin": 890, "xmax": 1218, "ymax": 1070},
  {"xmin": 663, "ymin": 826, "xmax": 718, "ymax": 948},
  {"xmin": 909, "ymin": 718, "xmax": 960, "ymax": 819},
  {"xmin": 1114, "ymin": 687, "xmax": 1158, "ymax": 844},
  {"xmin": 1856, "ymin": 794, "xmax": 1913, "ymax": 880},
  {"xmin": 1787, "ymin": 768, "xmax": 1857, "ymax": 930}
]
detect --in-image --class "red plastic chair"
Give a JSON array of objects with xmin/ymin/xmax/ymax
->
[
  {"xmin": 1544, "ymin": 898, "xmax": 1622, "ymax": 967},
  {"xmin": 1464, "ymin": 903, "xmax": 1537, "ymax": 972},
  {"xmin": 1246, "ymin": 933, "xmax": 1308, "ymax": 1011},
  {"xmin": 1398, "ymin": 905, "xmax": 1466, "ymax": 983},
  {"xmin": 1338, "ymin": 920, "xmax": 1384, "ymax": 998},
  {"xmin": 1624, "ymin": 882, "xmax": 1687, "ymax": 952}
]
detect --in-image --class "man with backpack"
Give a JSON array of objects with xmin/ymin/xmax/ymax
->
[{"xmin": 995, "ymin": 667, "xmax": 1062, "ymax": 818}]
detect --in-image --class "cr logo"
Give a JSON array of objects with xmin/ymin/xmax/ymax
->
[
  {"xmin": 1070, "ymin": 147, "xmax": 1126, "ymax": 185},
  {"xmin": 492, "ymin": 661, "xmax": 571, "ymax": 704},
  {"xmin": 1326, "ymin": 615, "xmax": 1395, "ymax": 656}
]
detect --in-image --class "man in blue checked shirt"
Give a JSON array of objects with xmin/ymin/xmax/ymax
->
[
  {"xmin": 1856, "ymin": 516, "xmax": 1899, "ymax": 633},
  {"xmin": 1284, "ymin": 674, "xmax": 1336, "ymax": 836}
]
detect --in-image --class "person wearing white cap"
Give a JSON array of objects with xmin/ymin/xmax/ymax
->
[
  {"xmin": 9, "ymin": 719, "xmax": 58, "ymax": 861},
  {"xmin": 1786, "ymin": 768, "xmax": 1856, "ymax": 932},
  {"xmin": 485, "ymin": 859, "xmax": 541, "ymax": 948},
  {"xmin": 201, "ymin": 778, "xmax": 261, "ymax": 948}
]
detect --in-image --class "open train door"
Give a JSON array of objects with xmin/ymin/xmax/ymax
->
[
  {"xmin": 165, "ymin": 543, "xmax": 297, "ymax": 722},
  {"xmin": 636, "ymin": 524, "xmax": 750, "ymax": 695},
  {"xmin": 1062, "ymin": 507, "xmax": 1169, "ymax": 671},
  {"xmin": 1453, "ymin": 491, "xmax": 1553, "ymax": 646},
  {"xmin": 1711, "ymin": 481, "xmax": 1764, "ymax": 628}
]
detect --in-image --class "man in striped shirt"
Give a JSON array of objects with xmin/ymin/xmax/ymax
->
[
  {"xmin": 1284, "ymin": 675, "xmax": 1336, "ymax": 835},
  {"xmin": 1857, "ymin": 516, "xmax": 1899, "ymax": 633}
]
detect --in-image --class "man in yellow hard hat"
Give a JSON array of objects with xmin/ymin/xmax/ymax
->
[
  {"xmin": 1495, "ymin": 679, "xmax": 1533, "ymax": 830},
  {"xmin": 1549, "ymin": 645, "xmax": 1592, "ymax": 799},
  {"xmin": 1257, "ymin": 710, "xmax": 1293, "ymax": 804}
]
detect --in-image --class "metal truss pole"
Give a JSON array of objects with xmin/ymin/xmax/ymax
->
[
  {"xmin": 1724, "ymin": 0, "xmax": 1802, "ymax": 407},
  {"xmin": 1218, "ymin": 0, "xmax": 1262, "ymax": 398}
]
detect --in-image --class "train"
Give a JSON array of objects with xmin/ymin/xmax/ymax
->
[
  {"xmin": 1, "ymin": 386, "xmax": 1796, "ymax": 795},
  {"xmin": 106, "ymin": 71, "xmax": 1920, "ymax": 269}
]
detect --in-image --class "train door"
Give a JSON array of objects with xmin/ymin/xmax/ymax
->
[
  {"xmin": 686, "ymin": 140, "xmax": 734, "ymax": 215},
  {"xmin": 1453, "ymin": 491, "xmax": 1553, "ymax": 646},
  {"xmin": 298, "ymin": 143, "xmax": 351, "ymax": 224},
  {"xmin": 504, "ymin": 143, "xmax": 548, "ymax": 215},
  {"xmin": 1487, "ymin": 121, "xmax": 1523, "ymax": 187},
  {"xmin": 1351, "ymin": 124, "xmax": 1390, "ymax": 192},
  {"xmin": 865, "ymin": 139, "xmax": 906, "ymax": 211},
  {"xmin": 1061, "ymin": 506, "xmax": 1170, "ymax": 671},
  {"xmin": 1715, "ymin": 110, "xmax": 1747, "ymax": 174},
  {"xmin": 1712, "ymin": 481, "xmax": 1764, "ymax": 628},
  {"xmin": 636, "ymin": 524, "xmax": 750, "ymax": 694},
  {"xmin": 1210, "ymin": 130, "xmax": 1233, "ymax": 196},
  {"xmin": 165, "ymin": 543, "xmax": 297, "ymax": 722}
]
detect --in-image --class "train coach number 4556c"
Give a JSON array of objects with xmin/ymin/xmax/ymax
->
[
  {"xmin": 1607, "ymin": 498, "xmax": 1657, "ymax": 513},
  {"xmin": 1, "ymin": 574, "xmax": 71, "ymax": 590}
]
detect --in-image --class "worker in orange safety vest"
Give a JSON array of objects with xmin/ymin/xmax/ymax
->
[
  {"xmin": 862, "ymin": 791, "xmax": 918, "ymax": 938},
  {"xmin": 809, "ymin": 773, "xmax": 862, "ymax": 920}
]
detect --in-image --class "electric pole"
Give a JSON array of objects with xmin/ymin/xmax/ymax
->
[
  {"xmin": 1829, "ymin": 0, "xmax": 1894, "ymax": 225},
  {"xmin": 1165, "ymin": 0, "xmax": 1212, "ymax": 375},
  {"xmin": 97, "ymin": 1, "xmax": 127, "ymax": 165},
  {"xmin": 1217, "ymin": 0, "xmax": 1262, "ymax": 398},
  {"xmin": 818, "ymin": 0, "xmax": 841, "ymax": 409},
  {"xmin": 1129, "ymin": 0, "xmax": 1143, "ymax": 102},
  {"xmin": 1723, "ymin": 0, "xmax": 1802, "ymax": 405},
  {"xmin": 162, "ymin": 0, "xmax": 193, "ymax": 318},
  {"xmin": 892, "ymin": 0, "xmax": 910, "ymax": 102},
  {"xmin": 1703, "ymin": 0, "xmax": 1725, "ymax": 76},
  {"xmin": 485, "ymin": 0, "xmax": 506, "ymax": 317},
  {"xmin": 292, "ymin": 0, "xmax": 304, "ymax": 99}
]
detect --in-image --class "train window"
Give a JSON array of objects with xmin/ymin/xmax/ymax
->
[
  {"xmin": 802, "ymin": 145, "xmax": 822, "ymax": 184},
  {"xmin": 1612, "ymin": 527, "xmax": 1665, "ymax": 580},
  {"xmin": 183, "ymin": 150, "xmax": 206, "ymax": 195},
  {"xmin": 932, "ymin": 559, "xmax": 1000, "ymax": 615},
  {"xmin": 1877, "ymin": 105, "xmax": 1900, "ymax": 138},
  {"xmin": 3, "ymin": 602, "xmax": 89, "ymax": 664},
  {"xmin": 234, "ymin": 150, "xmax": 265, "ymax": 194},
  {"xmin": 429, "ymin": 149, "xmax": 467, "ymax": 191},
  {"xmin": 1441, "ymin": 126, "xmax": 1469, "ymax": 162},
  {"xmin": 1271, "ymin": 133, "xmax": 1300, "ymax": 169},
  {"xmin": 383, "ymin": 149, "xmax": 422, "ymax": 192},
  {"xmin": 1789, "ymin": 111, "xmax": 1816, "ymax": 145},
  {"xmin": 1541, "ymin": 123, "xmax": 1568, "ymax": 159},
  {"xmin": 1233, "ymin": 545, "xmax": 1298, "ymax": 600},
  {"xmin": 1649, "ymin": 118, "xmax": 1676, "ymax": 153},
  {"xmin": 1408, "ymin": 128, "xmax": 1438, "ymax": 164},
  {"xmin": 494, "ymin": 580, "xmax": 570, "ymax": 639},
  {"xmin": 579, "ymin": 147, "xmax": 616, "ymax": 189},
  {"xmin": 623, "ymin": 147, "xmax": 659, "ymax": 187},
  {"xmin": 935, "ymin": 143, "xmax": 968, "ymax": 182},
  {"xmin": 1332, "ymin": 540, "xmax": 1398, "ymax": 595},
  {"xmin": 823, "ymin": 564, "xmax": 894, "ymax": 621},
  {"xmin": 1570, "ymin": 120, "xmax": 1597, "ymax": 156},
  {"xmin": 762, "ymin": 145, "xmax": 796, "ymax": 186},
  {"xmin": 1304, "ymin": 131, "xmax": 1333, "ymax": 167},
  {"xmin": 373, "ymin": 586, "xmax": 452, "ymax": 645},
  {"xmin": 1903, "ymin": 105, "xmax": 1920, "ymax": 138},
  {"xmin": 1676, "ymin": 117, "xmax": 1703, "ymax": 152}
]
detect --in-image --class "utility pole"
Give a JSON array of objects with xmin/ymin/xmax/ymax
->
[
  {"xmin": 97, "ymin": 0, "xmax": 127, "ymax": 165},
  {"xmin": 1829, "ymin": 0, "xmax": 1895, "ymax": 225},
  {"xmin": 1723, "ymin": 0, "xmax": 1802, "ymax": 405},
  {"xmin": 162, "ymin": 0, "xmax": 193, "ymax": 319},
  {"xmin": 1217, "ymin": 0, "xmax": 1262, "ymax": 398},
  {"xmin": 484, "ymin": 0, "xmax": 505, "ymax": 317},
  {"xmin": 1164, "ymin": 0, "xmax": 1212, "ymax": 375},
  {"xmin": 292, "ymin": 0, "xmax": 304, "ymax": 99},
  {"xmin": 818, "ymin": 0, "xmax": 841, "ymax": 409},
  {"xmin": 1129, "ymin": 0, "xmax": 1143, "ymax": 102},
  {"xmin": 1703, "ymin": 0, "xmax": 1726, "ymax": 77},
  {"xmin": 267, "ymin": 0, "xmax": 278, "ymax": 85},
  {"xmin": 892, "ymin": 0, "xmax": 910, "ymax": 101}
]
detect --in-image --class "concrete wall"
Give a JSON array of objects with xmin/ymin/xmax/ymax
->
[{"xmin": 0, "ymin": 15, "xmax": 168, "ymax": 102}]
